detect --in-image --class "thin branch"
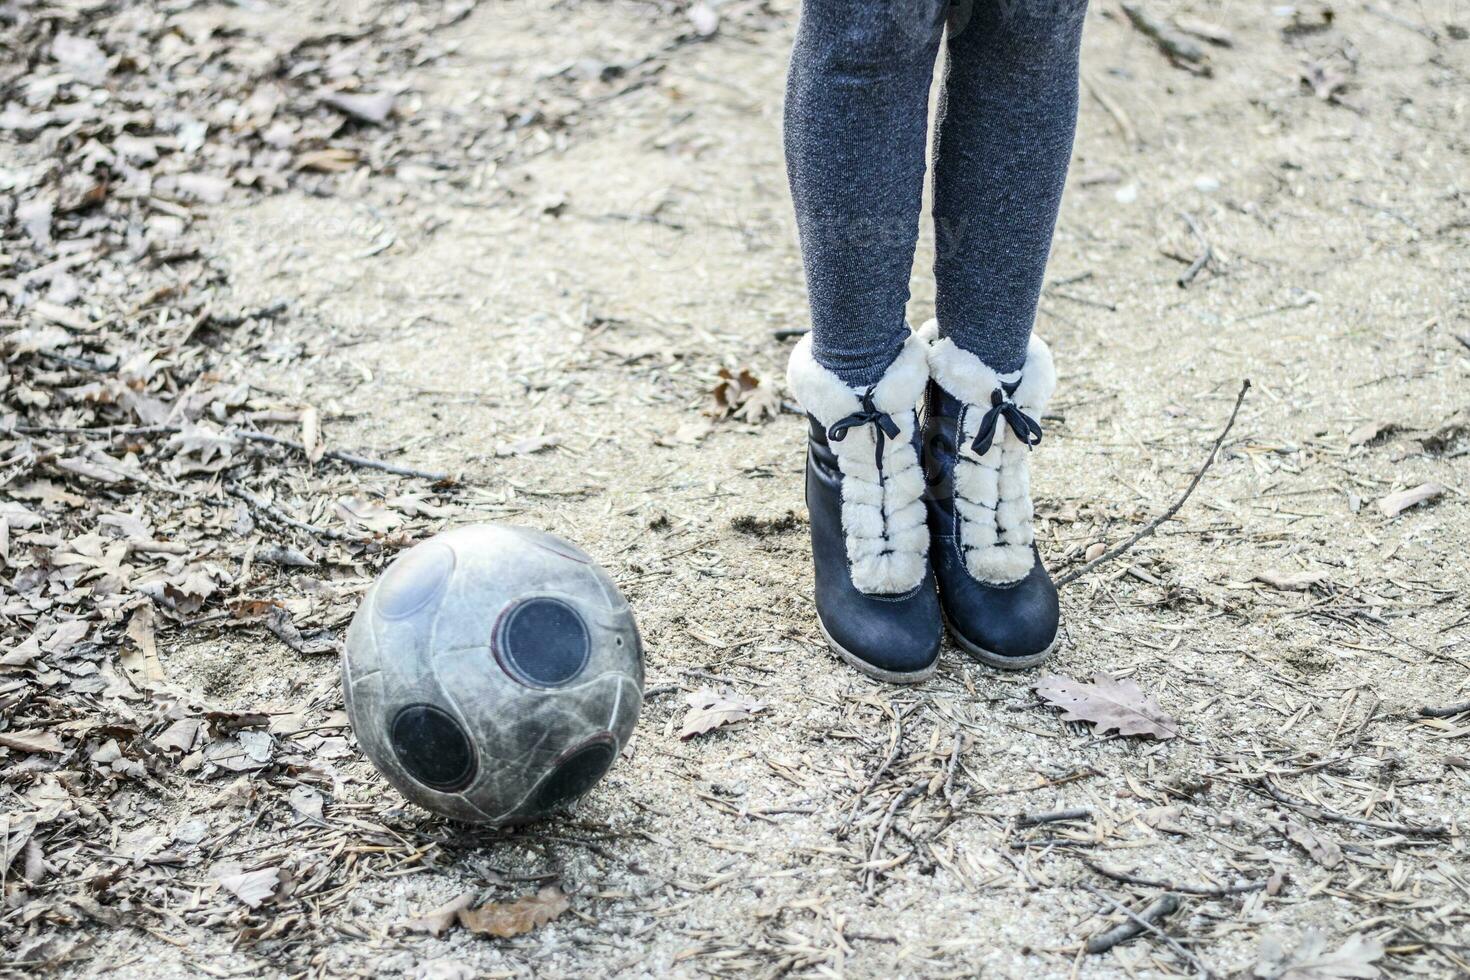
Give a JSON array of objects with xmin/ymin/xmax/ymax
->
[
  {"xmin": 1176, "ymin": 211, "xmax": 1213, "ymax": 288},
  {"xmin": 942, "ymin": 730, "xmax": 964, "ymax": 807},
  {"xmin": 864, "ymin": 778, "xmax": 927, "ymax": 896},
  {"xmin": 1018, "ymin": 807, "xmax": 1092, "ymax": 828},
  {"xmin": 1056, "ymin": 380, "xmax": 1250, "ymax": 589},
  {"xmin": 1420, "ymin": 700, "xmax": 1470, "ymax": 719},
  {"xmin": 1081, "ymin": 884, "xmax": 1213, "ymax": 977},
  {"xmin": 235, "ymin": 431, "xmax": 450, "ymax": 481},
  {"xmin": 1083, "ymin": 859, "xmax": 1266, "ymax": 897},
  {"xmin": 839, "ymin": 701, "xmax": 911, "ymax": 837},
  {"xmin": 1082, "ymin": 71, "xmax": 1138, "ymax": 148},
  {"xmin": 1256, "ymin": 776, "xmax": 1448, "ymax": 838},
  {"xmin": 1086, "ymin": 892, "xmax": 1180, "ymax": 954},
  {"xmin": 225, "ymin": 483, "xmax": 357, "ymax": 542}
]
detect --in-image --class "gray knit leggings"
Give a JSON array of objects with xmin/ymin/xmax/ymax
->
[{"xmin": 785, "ymin": 0, "xmax": 1088, "ymax": 384}]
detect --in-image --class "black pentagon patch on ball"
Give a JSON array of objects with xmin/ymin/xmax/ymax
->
[
  {"xmin": 496, "ymin": 597, "xmax": 590, "ymax": 687},
  {"xmin": 533, "ymin": 739, "xmax": 616, "ymax": 813},
  {"xmin": 390, "ymin": 704, "xmax": 476, "ymax": 792}
]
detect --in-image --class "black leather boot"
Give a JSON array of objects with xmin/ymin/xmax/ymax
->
[
  {"xmin": 787, "ymin": 332, "xmax": 941, "ymax": 683},
  {"xmin": 919, "ymin": 321, "xmax": 1060, "ymax": 668}
]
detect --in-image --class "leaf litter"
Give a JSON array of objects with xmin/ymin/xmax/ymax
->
[{"xmin": 2, "ymin": 0, "xmax": 1467, "ymax": 977}]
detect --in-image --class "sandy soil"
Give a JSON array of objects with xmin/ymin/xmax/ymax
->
[{"xmin": 35, "ymin": 0, "xmax": 1470, "ymax": 976}]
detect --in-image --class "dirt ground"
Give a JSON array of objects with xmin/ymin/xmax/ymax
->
[{"xmin": 4, "ymin": 0, "xmax": 1469, "ymax": 977}]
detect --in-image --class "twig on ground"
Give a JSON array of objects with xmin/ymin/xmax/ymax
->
[
  {"xmin": 236, "ymin": 431, "xmax": 450, "ymax": 481},
  {"xmin": 1011, "ymin": 839, "xmax": 1097, "ymax": 851},
  {"xmin": 864, "ymin": 778, "xmax": 927, "ymax": 895},
  {"xmin": 1081, "ymin": 885, "xmax": 1212, "ymax": 976},
  {"xmin": 1420, "ymin": 700, "xmax": 1470, "ymax": 719},
  {"xmin": 1118, "ymin": 3, "xmax": 1212, "ymax": 75},
  {"xmin": 1056, "ymin": 380, "xmax": 1250, "ymax": 588},
  {"xmin": 943, "ymin": 730, "xmax": 964, "ymax": 807},
  {"xmin": 36, "ymin": 350, "xmax": 116, "ymax": 373},
  {"xmin": 225, "ymin": 483, "xmax": 357, "ymax": 542},
  {"xmin": 1085, "ymin": 892, "xmax": 1181, "ymax": 954},
  {"xmin": 1083, "ymin": 859, "xmax": 1266, "ymax": 897},
  {"xmin": 1364, "ymin": 4, "xmax": 1440, "ymax": 42},
  {"xmin": 1256, "ymin": 776, "xmax": 1448, "ymax": 838},
  {"xmin": 1176, "ymin": 211, "xmax": 1213, "ymax": 288},
  {"xmin": 839, "ymin": 701, "xmax": 910, "ymax": 837},
  {"xmin": 1346, "ymin": 695, "xmax": 1380, "ymax": 749},
  {"xmin": 1018, "ymin": 807, "xmax": 1093, "ymax": 828},
  {"xmin": 1082, "ymin": 71, "xmax": 1138, "ymax": 148},
  {"xmin": 985, "ymin": 768, "xmax": 1100, "ymax": 798}
]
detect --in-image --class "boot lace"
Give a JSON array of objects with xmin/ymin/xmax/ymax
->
[
  {"xmin": 827, "ymin": 388, "xmax": 900, "ymax": 475},
  {"xmin": 970, "ymin": 387, "xmax": 1043, "ymax": 457}
]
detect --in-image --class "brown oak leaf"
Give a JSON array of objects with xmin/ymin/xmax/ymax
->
[
  {"xmin": 457, "ymin": 886, "xmax": 570, "ymax": 938},
  {"xmin": 680, "ymin": 688, "xmax": 768, "ymax": 741},
  {"xmin": 1255, "ymin": 930, "xmax": 1383, "ymax": 979},
  {"xmin": 1034, "ymin": 672, "xmax": 1179, "ymax": 739}
]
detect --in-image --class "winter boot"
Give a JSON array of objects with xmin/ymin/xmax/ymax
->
[
  {"xmin": 786, "ymin": 331, "xmax": 942, "ymax": 683},
  {"xmin": 919, "ymin": 321, "xmax": 1060, "ymax": 668}
]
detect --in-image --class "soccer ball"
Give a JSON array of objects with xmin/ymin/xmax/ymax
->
[{"xmin": 341, "ymin": 524, "xmax": 643, "ymax": 824}]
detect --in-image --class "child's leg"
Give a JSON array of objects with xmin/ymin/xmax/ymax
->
[
  {"xmin": 932, "ymin": 0, "xmax": 1089, "ymax": 371},
  {"xmin": 785, "ymin": 0, "xmax": 948, "ymax": 385},
  {"xmin": 918, "ymin": 1, "xmax": 1086, "ymax": 668}
]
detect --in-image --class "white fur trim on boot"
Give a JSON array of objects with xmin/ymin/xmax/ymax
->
[
  {"xmin": 920, "ymin": 320, "xmax": 1057, "ymax": 586},
  {"xmin": 787, "ymin": 332, "xmax": 931, "ymax": 595}
]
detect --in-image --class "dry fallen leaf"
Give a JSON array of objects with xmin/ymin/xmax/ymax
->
[
  {"xmin": 457, "ymin": 886, "xmax": 570, "ymax": 938},
  {"xmin": 494, "ymin": 435, "xmax": 560, "ymax": 457},
  {"xmin": 403, "ymin": 892, "xmax": 476, "ymax": 936},
  {"xmin": 733, "ymin": 383, "xmax": 783, "ymax": 424},
  {"xmin": 1346, "ymin": 421, "xmax": 1395, "ymax": 446},
  {"xmin": 0, "ymin": 729, "xmax": 66, "ymax": 754},
  {"xmin": 288, "ymin": 785, "xmax": 324, "ymax": 823},
  {"xmin": 1277, "ymin": 817, "xmax": 1343, "ymax": 869},
  {"xmin": 1377, "ymin": 482, "xmax": 1443, "ymax": 518},
  {"xmin": 264, "ymin": 607, "xmax": 339, "ymax": 655},
  {"xmin": 335, "ymin": 496, "xmax": 401, "ymax": 534},
  {"xmin": 1136, "ymin": 804, "xmax": 1190, "ymax": 835},
  {"xmin": 1034, "ymin": 672, "xmax": 1179, "ymax": 740},
  {"xmin": 680, "ymin": 688, "xmax": 768, "ymax": 740},
  {"xmin": 708, "ymin": 367, "xmax": 781, "ymax": 424},
  {"xmin": 153, "ymin": 718, "xmax": 204, "ymax": 754},
  {"xmin": 120, "ymin": 604, "xmax": 167, "ymax": 688},
  {"xmin": 321, "ymin": 90, "xmax": 395, "ymax": 125},
  {"xmin": 215, "ymin": 866, "xmax": 282, "ymax": 909},
  {"xmin": 1255, "ymin": 930, "xmax": 1383, "ymax": 979},
  {"xmin": 655, "ymin": 418, "xmax": 714, "ymax": 447}
]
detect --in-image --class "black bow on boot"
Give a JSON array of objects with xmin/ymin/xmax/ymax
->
[
  {"xmin": 920, "ymin": 323, "xmax": 1060, "ymax": 669},
  {"xmin": 786, "ymin": 332, "xmax": 941, "ymax": 683}
]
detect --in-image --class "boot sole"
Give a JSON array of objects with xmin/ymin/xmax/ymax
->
[
  {"xmin": 816, "ymin": 615, "xmax": 938, "ymax": 685},
  {"xmin": 943, "ymin": 612, "xmax": 1061, "ymax": 670}
]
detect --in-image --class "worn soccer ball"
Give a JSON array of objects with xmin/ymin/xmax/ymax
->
[{"xmin": 341, "ymin": 524, "xmax": 643, "ymax": 824}]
